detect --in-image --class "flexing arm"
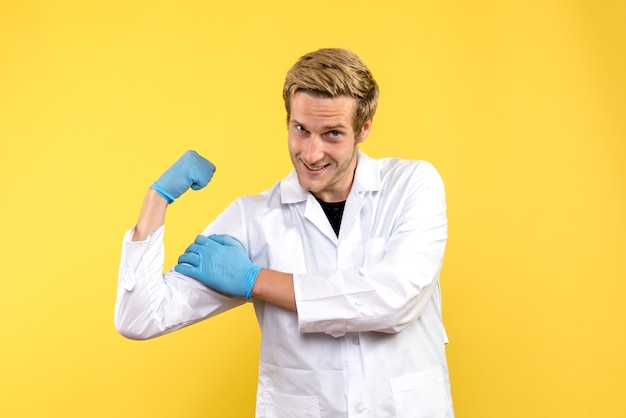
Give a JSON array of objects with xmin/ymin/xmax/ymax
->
[
  {"xmin": 128, "ymin": 151, "xmax": 295, "ymax": 315},
  {"xmin": 132, "ymin": 150, "xmax": 215, "ymax": 240},
  {"xmin": 115, "ymin": 150, "xmax": 226, "ymax": 340}
]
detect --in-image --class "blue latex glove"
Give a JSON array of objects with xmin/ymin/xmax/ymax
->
[
  {"xmin": 174, "ymin": 234, "xmax": 262, "ymax": 299},
  {"xmin": 150, "ymin": 150, "xmax": 216, "ymax": 203}
]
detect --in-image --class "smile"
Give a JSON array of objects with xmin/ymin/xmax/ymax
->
[{"xmin": 301, "ymin": 160, "xmax": 329, "ymax": 173}]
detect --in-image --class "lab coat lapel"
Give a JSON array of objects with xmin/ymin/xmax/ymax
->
[
  {"xmin": 339, "ymin": 153, "xmax": 381, "ymax": 240},
  {"xmin": 338, "ymin": 188, "xmax": 363, "ymax": 242},
  {"xmin": 304, "ymin": 194, "xmax": 338, "ymax": 243},
  {"xmin": 280, "ymin": 170, "xmax": 338, "ymax": 243}
]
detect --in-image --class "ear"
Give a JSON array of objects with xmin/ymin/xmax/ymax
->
[{"xmin": 356, "ymin": 118, "xmax": 373, "ymax": 144}]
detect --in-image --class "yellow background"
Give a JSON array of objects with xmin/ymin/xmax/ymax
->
[{"xmin": 1, "ymin": 1, "xmax": 624, "ymax": 417}]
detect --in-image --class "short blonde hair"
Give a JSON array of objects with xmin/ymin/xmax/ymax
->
[{"xmin": 283, "ymin": 48, "xmax": 379, "ymax": 136}]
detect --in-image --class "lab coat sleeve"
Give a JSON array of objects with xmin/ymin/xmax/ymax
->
[
  {"xmin": 294, "ymin": 161, "xmax": 448, "ymax": 335},
  {"xmin": 114, "ymin": 225, "xmax": 246, "ymax": 340}
]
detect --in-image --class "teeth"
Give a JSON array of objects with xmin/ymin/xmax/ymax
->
[{"xmin": 304, "ymin": 162, "xmax": 324, "ymax": 171}]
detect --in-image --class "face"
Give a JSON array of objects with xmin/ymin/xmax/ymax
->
[{"xmin": 287, "ymin": 92, "xmax": 372, "ymax": 202}]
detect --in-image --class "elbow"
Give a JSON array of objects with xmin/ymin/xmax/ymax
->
[
  {"xmin": 370, "ymin": 298, "xmax": 429, "ymax": 334},
  {"xmin": 115, "ymin": 325, "xmax": 153, "ymax": 341},
  {"xmin": 373, "ymin": 315, "xmax": 411, "ymax": 334},
  {"xmin": 114, "ymin": 315, "xmax": 159, "ymax": 341}
]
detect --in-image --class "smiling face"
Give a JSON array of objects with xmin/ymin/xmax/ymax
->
[{"xmin": 288, "ymin": 91, "xmax": 372, "ymax": 202}]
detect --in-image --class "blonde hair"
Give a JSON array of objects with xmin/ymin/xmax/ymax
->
[{"xmin": 283, "ymin": 48, "xmax": 379, "ymax": 136}]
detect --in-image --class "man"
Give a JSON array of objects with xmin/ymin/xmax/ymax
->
[{"xmin": 115, "ymin": 48, "xmax": 454, "ymax": 417}]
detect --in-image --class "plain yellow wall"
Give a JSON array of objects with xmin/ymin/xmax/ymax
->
[{"xmin": 1, "ymin": 1, "xmax": 624, "ymax": 417}]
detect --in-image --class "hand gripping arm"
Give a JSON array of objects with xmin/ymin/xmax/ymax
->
[{"xmin": 175, "ymin": 234, "xmax": 262, "ymax": 299}]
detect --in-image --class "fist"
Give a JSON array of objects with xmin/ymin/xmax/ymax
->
[{"xmin": 150, "ymin": 150, "xmax": 216, "ymax": 203}]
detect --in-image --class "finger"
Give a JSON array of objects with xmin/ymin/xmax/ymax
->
[
  {"xmin": 191, "ymin": 173, "xmax": 212, "ymax": 190},
  {"xmin": 195, "ymin": 154, "xmax": 216, "ymax": 173},
  {"xmin": 209, "ymin": 234, "xmax": 242, "ymax": 248},
  {"xmin": 203, "ymin": 158, "xmax": 216, "ymax": 173},
  {"xmin": 189, "ymin": 157, "xmax": 216, "ymax": 190},
  {"xmin": 183, "ymin": 242, "xmax": 203, "ymax": 254},
  {"xmin": 190, "ymin": 181, "xmax": 206, "ymax": 191},
  {"xmin": 174, "ymin": 263, "xmax": 196, "ymax": 278},
  {"xmin": 190, "ymin": 166, "xmax": 215, "ymax": 190},
  {"xmin": 177, "ymin": 252, "xmax": 200, "ymax": 267},
  {"xmin": 194, "ymin": 235, "xmax": 210, "ymax": 245}
]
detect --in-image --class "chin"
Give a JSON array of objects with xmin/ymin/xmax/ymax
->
[
  {"xmin": 300, "ymin": 182, "xmax": 319, "ymax": 194},
  {"xmin": 298, "ymin": 179, "xmax": 322, "ymax": 195}
]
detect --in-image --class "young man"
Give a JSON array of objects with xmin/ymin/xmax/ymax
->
[{"xmin": 115, "ymin": 48, "xmax": 454, "ymax": 417}]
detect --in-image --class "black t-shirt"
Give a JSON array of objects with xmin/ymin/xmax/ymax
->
[{"xmin": 314, "ymin": 196, "xmax": 346, "ymax": 237}]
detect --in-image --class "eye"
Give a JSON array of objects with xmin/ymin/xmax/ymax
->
[
  {"xmin": 324, "ymin": 130, "xmax": 343, "ymax": 141},
  {"xmin": 295, "ymin": 125, "xmax": 307, "ymax": 133}
]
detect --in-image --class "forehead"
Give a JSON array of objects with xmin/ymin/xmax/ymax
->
[{"xmin": 289, "ymin": 92, "xmax": 356, "ymax": 127}]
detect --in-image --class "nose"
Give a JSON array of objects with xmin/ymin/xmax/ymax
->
[{"xmin": 303, "ymin": 135, "xmax": 324, "ymax": 163}]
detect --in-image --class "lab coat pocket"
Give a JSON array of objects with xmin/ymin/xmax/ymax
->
[
  {"xmin": 259, "ymin": 390, "xmax": 322, "ymax": 418},
  {"xmin": 390, "ymin": 367, "xmax": 453, "ymax": 418},
  {"xmin": 363, "ymin": 236, "xmax": 387, "ymax": 266}
]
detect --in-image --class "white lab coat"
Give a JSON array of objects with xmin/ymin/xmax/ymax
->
[{"xmin": 115, "ymin": 152, "xmax": 454, "ymax": 417}]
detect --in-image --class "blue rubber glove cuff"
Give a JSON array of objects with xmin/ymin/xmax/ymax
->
[
  {"xmin": 150, "ymin": 182, "xmax": 175, "ymax": 204},
  {"xmin": 242, "ymin": 264, "xmax": 262, "ymax": 299}
]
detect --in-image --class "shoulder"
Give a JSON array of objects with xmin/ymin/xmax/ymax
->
[
  {"xmin": 206, "ymin": 180, "xmax": 283, "ymax": 238},
  {"xmin": 233, "ymin": 180, "xmax": 284, "ymax": 213},
  {"xmin": 355, "ymin": 153, "xmax": 444, "ymax": 195},
  {"xmin": 377, "ymin": 157, "xmax": 443, "ymax": 187}
]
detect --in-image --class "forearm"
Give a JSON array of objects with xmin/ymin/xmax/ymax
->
[
  {"xmin": 251, "ymin": 269, "xmax": 296, "ymax": 311},
  {"xmin": 132, "ymin": 188, "xmax": 168, "ymax": 241}
]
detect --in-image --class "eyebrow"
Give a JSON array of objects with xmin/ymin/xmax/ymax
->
[
  {"xmin": 291, "ymin": 120, "xmax": 349, "ymax": 131},
  {"xmin": 322, "ymin": 124, "xmax": 348, "ymax": 131}
]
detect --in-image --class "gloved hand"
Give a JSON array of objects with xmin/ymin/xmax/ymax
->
[
  {"xmin": 150, "ymin": 150, "xmax": 216, "ymax": 203},
  {"xmin": 174, "ymin": 234, "xmax": 262, "ymax": 299}
]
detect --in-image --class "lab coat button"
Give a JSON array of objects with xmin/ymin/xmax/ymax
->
[
  {"xmin": 121, "ymin": 272, "xmax": 135, "ymax": 291},
  {"xmin": 354, "ymin": 402, "xmax": 365, "ymax": 414},
  {"xmin": 352, "ymin": 335, "xmax": 360, "ymax": 345}
]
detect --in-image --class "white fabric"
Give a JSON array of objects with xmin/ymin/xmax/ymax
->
[{"xmin": 115, "ymin": 152, "xmax": 454, "ymax": 417}]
